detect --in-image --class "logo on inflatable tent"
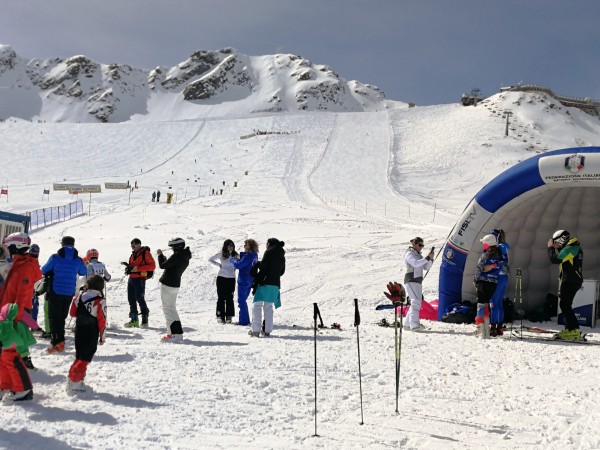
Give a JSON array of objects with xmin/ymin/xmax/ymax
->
[
  {"xmin": 445, "ymin": 248, "xmax": 455, "ymax": 260},
  {"xmin": 564, "ymin": 154, "xmax": 585, "ymax": 173}
]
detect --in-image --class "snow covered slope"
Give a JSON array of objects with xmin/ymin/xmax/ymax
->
[{"xmin": 0, "ymin": 90, "xmax": 600, "ymax": 449}]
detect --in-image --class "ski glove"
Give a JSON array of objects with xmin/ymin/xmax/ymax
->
[
  {"xmin": 384, "ymin": 281, "xmax": 406, "ymax": 305},
  {"xmin": 121, "ymin": 262, "xmax": 133, "ymax": 275}
]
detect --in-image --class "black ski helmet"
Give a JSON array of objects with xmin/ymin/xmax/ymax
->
[{"xmin": 168, "ymin": 237, "xmax": 185, "ymax": 250}]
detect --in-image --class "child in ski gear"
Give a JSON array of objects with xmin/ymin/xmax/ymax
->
[
  {"xmin": 403, "ymin": 237, "xmax": 434, "ymax": 331},
  {"xmin": 474, "ymin": 234, "xmax": 505, "ymax": 339},
  {"xmin": 0, "ymin": 233, "xmax": 41, "ymax": 370},
  {"xmin": 0, "ymin": 303, "xmax": 34, "ymax": 402},
  {"xmin": 0, "ymin": 232, "xmax": 39, "ymax": 396},
  {"xmin": 67, "ymin": 275, "xmax": 107, "ymax": 394},
  {"xmin": 77, "ymin": 248, "xmax": 112, "ymax": 293},
  {"xmin": 157, "ymin": 238, "xmax": 191, "ymax": 342},
  {"xmin": 489, "ymin": 229, "xmax": 510, "ymax": 336},
  {"xmin": 84, "ymin": 249, "xmax": 112, "ymax": 282},
  {"xmin": 548, "ymin": 230, "xmax": 584, "ymax": 341},
  {"xmin": 41, "ymin": 236, "xmax": 87, "ymax": 353},
  {"xmin": 208, "ymin": 239, "xmax": 238, "ymax": 323},
  {"xmin": 230, "ymin": 239, "xmax": 259, "ymax": 326},
  {"xmin": 250, "ymin": 238, "xmax": 285, "ymax": 337},
  {"xmin": 124, "ymin": 238, "xmax": 156, "ymax": 328}
]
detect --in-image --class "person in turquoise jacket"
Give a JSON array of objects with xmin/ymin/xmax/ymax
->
[{"xmin": 230, "ymin": 239, "xmax": 259, "ymax": 326}]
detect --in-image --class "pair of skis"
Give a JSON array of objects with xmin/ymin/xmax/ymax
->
[{"xmin": 511, "ymin": 326, "xmax": 599, "ymax": 345}]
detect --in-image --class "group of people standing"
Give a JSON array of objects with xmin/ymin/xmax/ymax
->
[
  {"xmin": 208, "ymin": 237, "xmax": 286, "ymax": 337},
  {"xmin": 404, "ymin": 227, "xmax": 584, "ymax": 342},
  {"xmin": 0, "ymin": 230, "xmax": 287, "ymax": 403},
  {"xmin": 473, "ymin": 228, "xmax": 583, "ymax": 340}
]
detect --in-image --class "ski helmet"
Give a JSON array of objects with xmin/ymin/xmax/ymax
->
[
  {"xmin": 2, "ymin": 232, "xmax": 31, "ymax": 250},
  {"xmin": 168, "ymin": 237, "xmax": 185, "ymax": 250},
  {"xmin": 480, "ymin": 234, "xmax": 498, "ymax": 248},
  {"xmin": 86, "ymin": 248, "xmax": 99, "ymax": 260},
  {"xmin": 552, "ymin": 230, "xmax": 570, "ymax": 246},
  {"xmin": 29, "ymin": 244, "xmax": 41, "ymax": 256}
]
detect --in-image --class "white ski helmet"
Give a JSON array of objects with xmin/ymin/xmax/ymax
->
[
  {"xmin": 552, "ymin": 229, "xmax": 570, "ymax": 246},
  {"xmin": 2, "ymin": 232, "xmax": 31, "ymax": 250},
  {"xmin": 480, "ymin": 234, "xmax": 498, "ymax": 248}
]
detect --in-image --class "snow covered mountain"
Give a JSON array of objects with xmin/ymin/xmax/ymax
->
[{"xmin": 0, "ymin": 44, "xmax": 392, "ymax": 123}]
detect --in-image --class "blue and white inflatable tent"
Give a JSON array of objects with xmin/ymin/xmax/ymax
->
[{"xmin": 439, "ymin": 147, "xmax": 600, "ymax": 319}]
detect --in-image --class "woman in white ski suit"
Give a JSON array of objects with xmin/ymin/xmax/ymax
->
[{"xmin": 403, "ymin": 237, "xmax": 434, "ymax": 330}]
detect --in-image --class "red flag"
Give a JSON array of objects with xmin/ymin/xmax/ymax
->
[{"xmin": 0, "ymin": 188, "xmax": 7, "ymax": 195}]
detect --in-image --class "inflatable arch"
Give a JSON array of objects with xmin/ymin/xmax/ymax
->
[{"xmin": 439, "ymin": 147, "xmax": 600, "ymax": 320}]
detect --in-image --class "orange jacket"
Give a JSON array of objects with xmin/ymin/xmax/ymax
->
[
  {"xmin": 128, "ymin": 246, "xmax": 156, "ymax": 279},
  {"xmin": 0, "ymin": 254, "xmax": 42, "ymax": 321}
]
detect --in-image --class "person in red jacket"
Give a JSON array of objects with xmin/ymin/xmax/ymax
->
[
  {"xmin": 123, "ymin": 238, "xmax": 155, "ymax": 327},
  {"xmin": 0, "ymin": 232, "xmax": 41, "ymax": 383},
  {"xmin": 0, "ymin": 233, "xmax": 42, "ymax": 320},
  {"xmin": 67, "ymin": 275, "xmax": 107, "ymax": 394}
]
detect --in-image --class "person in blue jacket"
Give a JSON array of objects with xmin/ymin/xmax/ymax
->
[
  {"xmin": 42, "ymin": 236, "xmax": 87, "ymax": 353},
  {"xmin": 488, "ymin": 229, "xmax": 510, "ymax": 336},
  {"xmin": 230, "ymin": 239, "xmax": 259, "ymax": 326},
  {"xmin": 473, "ymin": 234, "xmax": 505, "ymax": 339}
]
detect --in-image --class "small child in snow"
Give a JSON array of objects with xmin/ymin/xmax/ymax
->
[
  {"xmin": 76, "ymin": 248, "xmax": 111, "ymax": 294},
  {"xmin": 67, "ymin": 275, "xmax": 107, "ymax": 394},
  {"xmin": 0, "ymin": 303, "xmax": 34, "ymax": 402}
]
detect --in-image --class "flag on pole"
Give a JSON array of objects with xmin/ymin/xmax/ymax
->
[
  {"xmin": 0, "ymin": 188, "xmax": 7, "ymax": 195},
  {"xmin": 43, "ymin": 189, "xmax": 50, "ymax": 195}
]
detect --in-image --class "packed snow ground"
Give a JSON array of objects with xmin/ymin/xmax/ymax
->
[{"xmin": 1, "ymin": 92, "xmax": 600, "ymax": 449}]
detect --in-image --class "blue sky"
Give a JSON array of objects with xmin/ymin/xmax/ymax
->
[{"xmin": 1, "ymin": 0, "xmax": 598, "ymax": 105}]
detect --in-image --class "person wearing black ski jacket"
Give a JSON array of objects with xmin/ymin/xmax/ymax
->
[
  {"xmin": 156, "ymin": 238, "xmax": 191, "ymax": 342},
  {"xmin": 250, "ymin": 238, "xmax": 286, "ymax": 337}
]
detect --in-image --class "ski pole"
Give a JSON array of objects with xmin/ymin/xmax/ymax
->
[
  {"xmin": 354, "ymin": 298, "xmax": 364, "ymax": 425},
  {"xmin": 394, "ymin": 303, "xmax": 400, "ymax": 414},
  {"xmin": 312, "ymin": 303, "xmax": 320, "ymax": 437}
]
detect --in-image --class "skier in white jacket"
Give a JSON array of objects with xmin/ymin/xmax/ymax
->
[{"xmin": 403, "ymin": 237, "xmax": 434, "ymax": 331}]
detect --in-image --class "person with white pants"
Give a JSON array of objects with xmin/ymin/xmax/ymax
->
[
  {"xmin": 156, "ymin": 238, "xmax": 192, "ymax": 342},
  {"xmin": 403, "ymin": 237, "xmax": 434, "ymax": 331},
  {"xmin": 250, "ymin": 238, "xmax": 286, "ymax": 337}
]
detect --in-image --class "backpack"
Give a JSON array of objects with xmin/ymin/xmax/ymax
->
[
  {"xmin": 441, "ymin": 302, "xmax": 476, "ymax": 324},
  {"xmin": 141, "ymin": 249, "xmax": 154, "ymax": 279}
]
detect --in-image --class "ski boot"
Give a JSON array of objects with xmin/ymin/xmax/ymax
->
[
  {"xmin": 22, "ymin": 356, "xmax": 36, "ymax": 370},
  {"xmin": 555, "ymin": 329, "xmax": 583, "ymax": 341},
  {"xmin": 125, "ymin": 312, "xmax": 139, "ymax": 328},
  {"xmin": 141, "ymin": 309, "xmax": 149, "ymax": 329}
]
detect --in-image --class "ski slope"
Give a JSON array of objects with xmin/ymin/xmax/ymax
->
[{"xmin": 1, "ymin": 94, "xmax": 600, "ymax": 449}]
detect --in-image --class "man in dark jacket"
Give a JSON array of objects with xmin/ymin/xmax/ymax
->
[
  {"xmin": 548, "ymin": 229, "xmax": 584, "ymax": 341},
  {"xmin": 42, "ymin": 236, "xmax": 87, "ymax": 353},
  {"xmin": 250, "ymin": 238, "xmax": 286, "ymax": 337},
  {"xmin": 156, "ymin": 238, "xmax": 191, "ymax": 342}
]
